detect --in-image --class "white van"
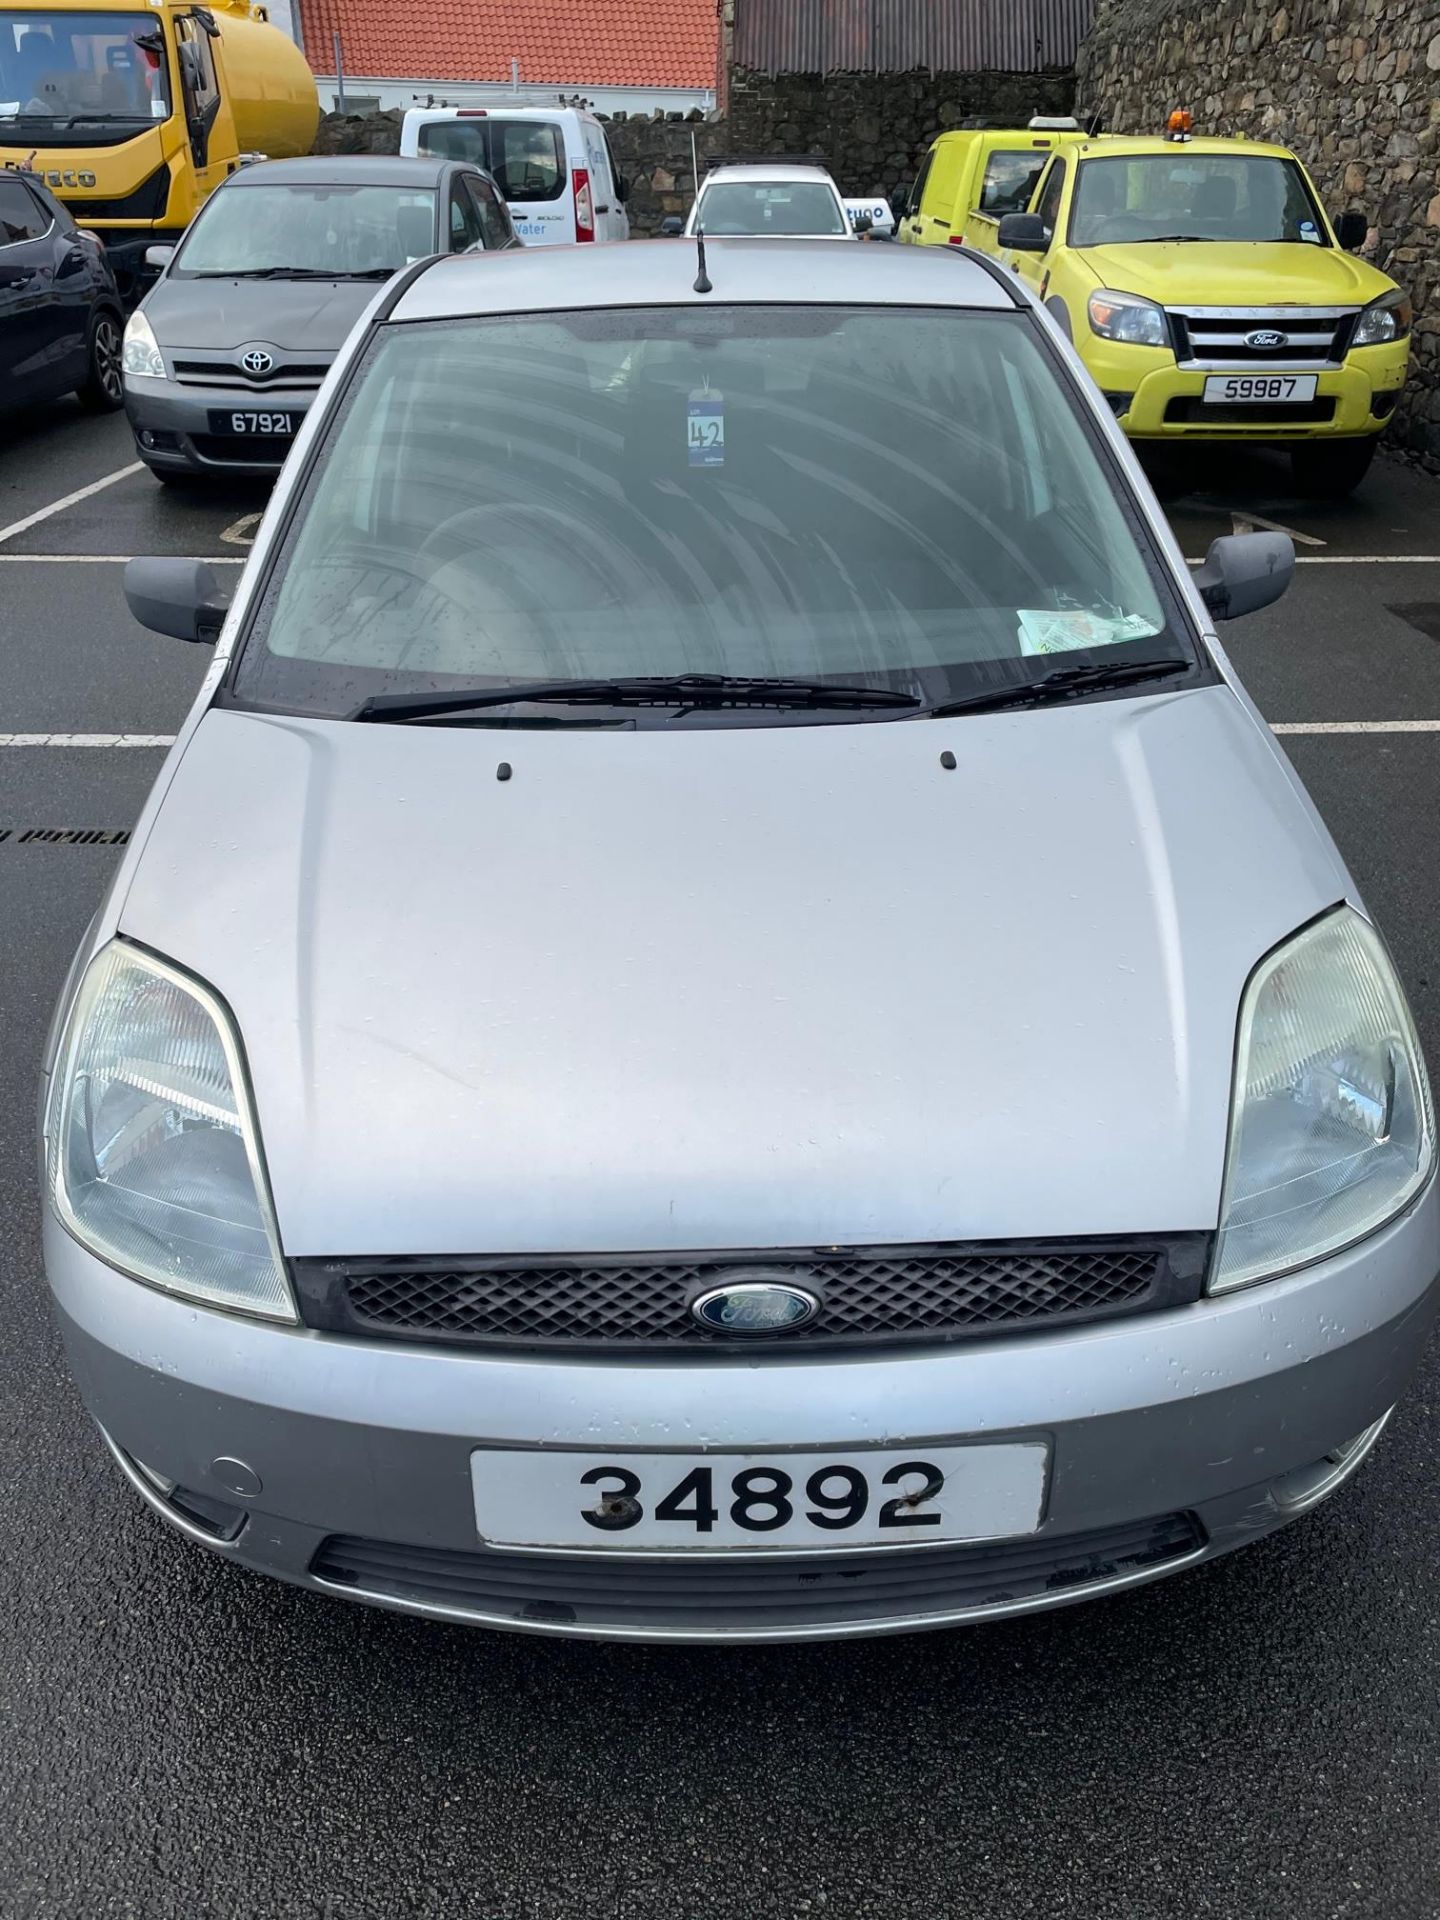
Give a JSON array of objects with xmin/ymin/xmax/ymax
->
[{"xmin": 399, "ymin": 105, "xmax": 630, "ymax": 245}]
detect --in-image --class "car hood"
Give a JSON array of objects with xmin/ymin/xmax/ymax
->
[
  {"xmin": 145, "ymin": 275, "xmax": 383, "ymax": 352},
  {"xmin": 1075, "ymin": 241, "xmax": 1393, "ymax": 307},
  {"xmin": 119, "ymin": 692, "xmax": 1347, "ymax": 1257}
]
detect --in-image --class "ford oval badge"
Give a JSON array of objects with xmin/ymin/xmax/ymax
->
[
  {"xmin": 690, "ymin": 1275, "xmax": 821, "ymax": 1336},
  {"xmin": 1245, "ymin": 329, "xmax": 1289, "ymax": 351}
]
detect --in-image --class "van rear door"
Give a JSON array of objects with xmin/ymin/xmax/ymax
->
[
  {"xmin": 405, "ymin": 112, "xmax": 574, "ymax": 244},
  {"xmin": 485, "ymin": 116, "xmax": 573, "ymax": 244}
]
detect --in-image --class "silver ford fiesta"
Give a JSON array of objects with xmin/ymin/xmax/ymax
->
[{"xmin": 42, "ymin": 240, "xmax": 1439, "ymax": 1642}]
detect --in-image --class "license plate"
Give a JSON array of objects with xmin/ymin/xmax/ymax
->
[
  {"xmin": 1202, "ymin": 375, "xmax": 1318, "ymax": 405},
  {"xmin": 470, "ymin": 1443, "xmax": 1050, "ymax": 1553},
  {"xmin": 207, "ymin": 409, "xmax": 301, "ymax": 435}
]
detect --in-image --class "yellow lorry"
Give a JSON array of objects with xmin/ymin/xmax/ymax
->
[
  {"xmin": 0, "ymin": 0, "xmax": 318, "ymax": 295},
  {"xmin": 897, "ymin": 117, "xmax": 1410, "ymax": 495}
]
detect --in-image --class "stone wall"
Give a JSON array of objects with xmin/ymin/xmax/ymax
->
[
  {"xmin": 724, "ymin": 66, "xmax": 1077, "ymax": 198},
  {"xmin": 1078, "ymin": 0, "xmax": 1440, "ymax": 464}
]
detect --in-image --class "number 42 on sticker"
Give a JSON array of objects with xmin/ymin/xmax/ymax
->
[{"xmin": 688, "ymin": 389, "xmax": 725, "ymax": 466}]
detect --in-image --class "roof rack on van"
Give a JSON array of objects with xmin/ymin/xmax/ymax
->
[{"xmin": 703, "ymin": 152, "xmax": 831, "ymax": 172}]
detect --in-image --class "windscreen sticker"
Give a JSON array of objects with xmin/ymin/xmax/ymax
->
[
  {"xmin": 1299, "ymin": 220, "xmax": 1321, "ymax": 244},
  {"xmin": 687, "ymin": 389, "xmax": 725, "ymax": 467},
  {"xmin": 1017, "ymin": 608, "xmax": 1161, "ymax": 656}
]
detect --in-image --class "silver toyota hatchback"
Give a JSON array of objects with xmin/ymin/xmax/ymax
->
[{"xmin": 43, "ymin": 241, "xmax": 1439, "ymax": 1642}]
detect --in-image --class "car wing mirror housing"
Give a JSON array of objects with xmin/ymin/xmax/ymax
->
[
  {"xmin": 124, "ymin": 558, "xmax": 233, "ymax": 643},
  {"xmin": 659, "ymin": 215, "xmax": 684, "ymax": 237},
  {"xmin": 144, "ymin": 244, "xmax": 175, "ymax": 269},
  {"xmin": 1193, "ymin": 532, "xmax": 1295, "ymax": 621},
  {"xmin": 996, "ymin": 212, "xmax": 1048, "ymax": 252},
  {"xmin": 1335, "ymin": 209, "xmax": 1368, "ymax": 252}
]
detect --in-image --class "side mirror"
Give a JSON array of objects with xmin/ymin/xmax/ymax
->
[
  {"xmin": 615, "ymin": 174, "xmax": 630, "ymax": 204},
  {"xmin": 1335, "ymin": 209, "xmax": 1367, "ymax": 252},
  {"xmin": 659, "ymin": 215, "xmax": 684, "ymax": 237},
  {"xmin": 853, "ymin": 212, "xmax": 873, "ymax": 235},
  {"xmin": 1192, "ymin": 532, "xmax": 1295, "ymax": 621},
  {"xmin": 997, "ymin": 212, "xmax": 1048, "ymax": 253},
  {"xmin": 124, "ymin": 557, "xmax": 233, "ymax": 643},
  {"xmin": 144, "ymin": 244, "xmax": 175, "ymax": 269},
  {"xmin": 889, "ymin": 184, "xmax": 912, "ymax": 222}
]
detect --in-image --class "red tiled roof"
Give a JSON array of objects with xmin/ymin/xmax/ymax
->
[{"xmin": 302, "ymin": 0, "xmax": 720, "ymax": 88}]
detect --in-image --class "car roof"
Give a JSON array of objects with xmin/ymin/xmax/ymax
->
[
  {"xmin": 225, "ymin": 155, "xmax": 461, "ymax": 188},
  {"xmin": 1070, "ymin": 135, "xmax": 1296, "ymax": 161},
  {"xmin": 391, "ymin": 237, "xmax": 1016, "ymax": 323},
  {"xmin": 702, "ymin": 163, "xmax": 838, "ymax": 186}
]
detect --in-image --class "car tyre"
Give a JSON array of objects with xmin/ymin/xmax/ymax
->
[
  {"xmin": 1289, "ymin": 438, "xmax": 1377, "ymax": 498},
  {"xmin": 75, "ymin": 310, "xmax": 125, "ymax": 413}
]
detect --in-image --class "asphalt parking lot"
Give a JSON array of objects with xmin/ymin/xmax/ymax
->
[{"xmin": 4, "ymin": 402, "xmax": 1440, "ymax": 1920}]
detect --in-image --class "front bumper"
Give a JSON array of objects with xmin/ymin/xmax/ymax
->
[
  {"xmin": 45, "ymin": 1184, "xmax": 1440, "ymax": 1642},
  {"xmin": 1078, "ymin": 337, "xmax": 1409, "ymax": 441},
  {"xmin": 123, "ymin": 374, "xmax": 313, "ymax": 477}
]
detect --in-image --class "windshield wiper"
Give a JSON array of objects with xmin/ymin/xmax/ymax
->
[
  {"xmin": 352, "ymin": 673, "xmax": 924, "ymax": 723},
  {"xmin": 928, "ymin": 656, "xmax": 1190, "ymax": 719},
  {"xmin": 188, "ymin": 265, "xmax": 397, "ymax": 280},
  {"xmin": 1135, "ymin": 233, "xmax": 1216, "ymax": 244}
]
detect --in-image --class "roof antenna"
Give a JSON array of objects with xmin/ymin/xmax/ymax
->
[{"xmin": 693, "ymin": 225, "xmax": 712, "ymax": 295}]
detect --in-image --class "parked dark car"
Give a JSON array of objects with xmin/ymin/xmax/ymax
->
[
  {"xmin": 0, "ymin": 166, "xmax": 123, "ymax": 415},
  {"xmin": 122, "ymin": 154, "xmax": 523, "ymax": 483}
]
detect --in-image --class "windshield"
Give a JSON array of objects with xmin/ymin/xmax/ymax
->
[
  {"xmin": 696, "ymin": 181, "xmax": 847, "ymax": 236},
  {"xmin": 0, "ymin": 9, "xmax": 168, "ymax": 130},
  {"xmin": 1069, "ymin": 153, "xmax": 1327, "ymax": 246},
  {"xmin": 232, "ymin": 305, "xmax": 1192, "ymax": 723},
  {"xmin": 173, "ymin": 183, "xmax": 437, "ymax": 277}
]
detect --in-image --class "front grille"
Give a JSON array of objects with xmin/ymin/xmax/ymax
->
[
  {"xmin": 1169, "ymin": 307, "xmax": 1355, "ymax": 369},
  {"xmin": 1165, "ymin": 397, "xmax": 1337, "ymax": 425},
  {"xmin": 189, "ymin": 432, "xmax": 296, "ymax": 465},
  {"xmin": 293, "ymin": 1237, "xmax": 1209, "ymax": 1352},
  {"xmin": 172, "ymin": 358, "xmax": 331, "ymax": 391},
  {"xmin": 310, "ymin": 1511, "xmax": 1207, "ymax": 1632}
]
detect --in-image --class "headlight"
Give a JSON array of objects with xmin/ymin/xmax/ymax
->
[
  {"xmin": 47, "ymin": 942, "xmax": 294, "ymax": 1321},
  {"xmin": 1211, "ymin": 908, "xmax": 1433, "ymax": 1294},
  {"xmin": 1087, "ymin": 289, "xmax": 1169, "ymax": 349},
  {"xmin": 1352, "ymin": 288, "xmax": 1412, "ymax": 348},
  {"xmin": 121, "ymin": 309, "xmax": 166, "ymax": 380}
]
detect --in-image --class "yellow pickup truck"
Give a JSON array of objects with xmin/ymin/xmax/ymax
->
[{"xmin": 897, "ymin": 121, "xmax": 1410, "ymax": 496}]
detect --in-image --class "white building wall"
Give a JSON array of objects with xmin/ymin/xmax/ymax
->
[{"xmin": 312, "ymin": 76, "xmax": 715, "ymax": 117}]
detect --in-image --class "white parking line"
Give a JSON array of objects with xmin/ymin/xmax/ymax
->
[
  {"xmin": 1272, "ymin": 721, "xmax": 1440, "ymax": 734},
  {"xmin": 0, "ymin": 553, "xmax": 244, "ymax": 564},
  {"xmin": 0, "ymin": 463, "xmax": 144, "ymax": 546},
  {"xmin": 0, "ymin": 733, "xmax": 176, "ymax": 747}
]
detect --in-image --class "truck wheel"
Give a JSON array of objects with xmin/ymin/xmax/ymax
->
[
  {"xmin": 75, "ymin": 311, "xmax": 125, "ymax": 413},
  {"xmin": 1290, "ymin": 439, "xmax": 1377, "ymax": 498}
]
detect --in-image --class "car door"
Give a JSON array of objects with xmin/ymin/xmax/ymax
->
[
  {"xmin": 175, "ymin": 14, "xmax": 226, "ymax": 206},
  {"xmin": 37, "ymin": 185, "xmax": 94, "ymax": 385},
  {"xmin": 466, "ymin": 175, "xmax": 519, "ymax": 251},
  {"xmin": 599, "ymin": 127, "xmax": 630, "ymax": 242},
  {"xmin": 0, "ymin": 174, "xmax": 62, "ymax": 406},
  {"xmin": 896, "ymin": 149, "xmax": 935, "ymax": 245},
  {"xmin": 1007, "ymin": 157, "xmax": 1067, "ymax": 298}
]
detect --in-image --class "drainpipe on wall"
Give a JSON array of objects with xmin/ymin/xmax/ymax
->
[{"xmin": 333, "ymin": 29, "xmax": 347, "ymax": 112}]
